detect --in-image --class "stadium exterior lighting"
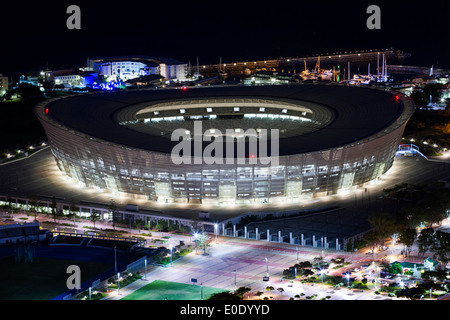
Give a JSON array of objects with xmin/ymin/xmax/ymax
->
[{"xmin": 36, "ymin": 86, "xmax": 414, "ymax": 207}]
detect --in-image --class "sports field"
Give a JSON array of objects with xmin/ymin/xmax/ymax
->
[
  {"xmin": 0, "ymin": 255, "xmax": 112, "ymax": 300},
  {"xmin": 121, "ymin": 280, "xmax": 229, "ymax": 300}
]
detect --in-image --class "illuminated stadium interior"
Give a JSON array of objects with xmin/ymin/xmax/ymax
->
[{"xmin": 117, "ymin": 98, "xmax": 335, "ymax": 139}]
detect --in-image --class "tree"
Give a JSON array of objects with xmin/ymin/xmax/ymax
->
[
  {"xmin": 422, "ymin": 83, "xmax": 444, "ymax": 103},
  {"xmin": 396, "ymin": 287, "xmax": 426, "ymax": 300},
  {"xmin": 368, "ymin": 212, "xmax": 397, "ymax": 249},
  {"xmin": 296, "ymin": 261, "xmax": 312, "ymax": 269},
  {"xmin": 363, "ymin": 230, "xmax": 379, "ymax": 254},
  {"xmin": 417, "ymin": 228, "xmax": 435, "ymax": 257},
  {"xmin": 197, "ymin": 232, "xmax": 211, "ymax": 255},
  {"xmin": 389, "ymin": 262, "xmax": 403, "ymax": 275},
  {"xmin": 69, "ymin": 199, "xmax": 78, "ymax": 223},
  {"xmin": 410, "ymin": 91, "xmax": 428, "ymax": 107},
  {"xmin": 51, "ymin": 197, "xmax": 58, "ymax": 223},
  {"xmin": 399, "ymin": 227, "xmax": 417, "ymax": 256},
  {"xmin": 11, "ymin": 83, "xmax": 44, "ymax": 101},
  {"xmin": 432, "ymin": 231, "xmax": 450, "ymax": 267},
  {"xmin": 108, "ymin": 199, "xmax": 119, "ymax": 230},
  {"xmin": 90, "ymin": 209, "xmax": 100, "ymax": 229},
  {"xmin": 29, "ymin": 194, "xmax": 39, "ymax": 221}
]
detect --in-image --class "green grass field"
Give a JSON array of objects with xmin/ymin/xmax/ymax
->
[
  {"xmin": 121, "ymin": 280, "xmax": 229, "ymax": 300},
  {"xmin": 0, "ymin": 256, "xmax": 111, "ymax": 300}
]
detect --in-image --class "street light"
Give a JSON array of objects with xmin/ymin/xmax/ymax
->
[
  {"xmin": 194, "ymin": 232, "xmax": 199, "ymax": 254},
  {"xmin": 320, "ymin": 269, "xmax": 326, "ymax": 284},
  {"xmin": 117, "ymin": 272, "xmax": 121, "ymax": 294},
  {"xmin": 265, "ymin": 258, "xmax": 269, "ymax": 277},
  {"xmin": 233, "ymin": 270, "xmax": 237, "ymax": 293},
  {"xmin": 345, "ymin": 273, "xmax": 351, "ymax": 287},
  {"xmin": 114, "ymin": 246, "xmax": 117, "ymax": 275},
  {"xmin": 214, "ymin": 223, "xmax": 218, "ymax": 242},
  {"xmin": 296, "ymin": 246, "xmax": 299, "ymax": 263},
  {"xmin": 169, "ymin": 245, "xmax": 173, "ymax": 266},
  {"xmin": 144, "ymin": 258, "xmax": 147, "ymax": 280},
  {"xmin": 201, "ymin": 283, "xmax": 204, "ymax": 300}
]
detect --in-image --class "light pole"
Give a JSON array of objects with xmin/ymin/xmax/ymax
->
[
  {"xmin": 194, "ymin": 233, "xmax": 199, "ymax": 254},
  {"xmin": 117, "ymin": 272, "xmax": 121, "ymax": 295},
  {"xmin": 114, "ymin": 246, "xmax": 117, "ymax": 275},
  {"xmin": 144, "ymin": 258, "xmax": 147, "ymax": 280},
  {"xmin": 201, "ymin": 283, "xmax": 204, "ymax": 300},
  {"xmin": 170, "ymin": 245, "xmax": 173, "ymax": 266},
  {"xmin": 320, "ymin": 269, "xmax": 325, "ymax": 284},
  {"xmin": 233, "ymin": 270, "xmax": 237, "ymax": 293},
  {"xmin": 296, "ymin": 246, "xmax": 299, "ymax": 263},
  {"xmin": 345, "ymin": 273, "xmax": 350, "ymax": 287},
  {"xmin": 265, "ymin": 257, "xmax": 269, "ymax": 277},
  {"xmin": 214, "ymin": 223, "xmax": 218, "ymax": 242}
]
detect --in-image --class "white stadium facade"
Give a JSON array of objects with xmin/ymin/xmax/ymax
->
[{"xmin": 35, "ymin": 84, "xmax": 414, "ymax": 206}]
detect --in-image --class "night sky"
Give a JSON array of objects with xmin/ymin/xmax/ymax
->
[{"xmin": 1, "ymin": 0, "xmax": 449, "ymax": 74}]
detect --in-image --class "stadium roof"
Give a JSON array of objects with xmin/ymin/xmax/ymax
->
[{"xmin": 38, "ymin": 84, "xmax": 414, "ymax": 157}]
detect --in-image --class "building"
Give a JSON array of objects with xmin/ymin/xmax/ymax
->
[
  {"xmin": 0, "ymin": 222, "xmax": 51, "ymax": 245},
  {"xmin": 35, "ymin": 84, "xmax": 414, "ymax": 206},
  {"xmin": 87, "ymin": 56, "xmax": 187, "ymax": 82},
  {"xmin": 154, "ymin": 57, "xmax": 187, "ymax": 82},
  {"xmin": 96, "ymin": 60, "xmax": 153, "ymax": 82},
  {"xmin": 391, "ymin": 257, "xmax": 439, "ymax": 277},
  {"xmin": 19, "ymin": 74, "xmax": 40, "ymax": 86},
  {"xmin": 53, "ymin": 69, "xmax": 98, "ymax": 88},
  {"xmin": 0, "ymin": 74, "xmax": 8, "ymax": 94}
]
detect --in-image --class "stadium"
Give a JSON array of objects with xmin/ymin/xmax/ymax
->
[{"xmin": 34, "ymin": 84, "xmax": 414, "ymax": 207}]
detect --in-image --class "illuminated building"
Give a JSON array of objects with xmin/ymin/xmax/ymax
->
[
  {"xmin": 35, "ymin": 84, "xmax": 414, "ymax": 206},
  {"xmin": 87, "ymin": 56, "xmax": 187, "ymax": 82},
  {"xmin": 0, "ymin": 74, "xmax": 7, "ymax": 95}
]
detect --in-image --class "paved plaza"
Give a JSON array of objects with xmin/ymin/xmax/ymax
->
[{"xmin": 103, "ymin": 233, "xmax": 428, "ymax": 300}]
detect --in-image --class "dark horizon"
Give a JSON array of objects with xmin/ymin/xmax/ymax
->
[{"xmin": 1, "ymin": 0, "xmax": 449, "ymax": 74}]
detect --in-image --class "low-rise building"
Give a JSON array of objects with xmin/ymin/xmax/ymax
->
[
  {"xmin": 0, "ymin": 222, "xmax": 51, "ymax": 245},
  {"xmin": 0, "ymin": 74, "xmax": 8, "ymax": 94},
  {"xmin": 53, "ymin": 69, "xmax": 98, "ymax": 88},
  {"xmin": 87, "ymin": 56, "xmax": 187, "ymax": 82}
]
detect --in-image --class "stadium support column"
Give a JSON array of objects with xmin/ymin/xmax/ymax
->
[
  {"xmin": 278, "ymin": 231, "xmax": 282, "ymax": 243},
  {"xmin": 244, "ymin": 226, "xmax": 247, "ymax": 239},
  {"xmin": 313, "ymin": 235, "xmax": 316, "ymax": 247},
  {"xmin": 233, "ymin": 225, "xmax": 236, "ymax": 237},
  {"xmin": 255, "ymin": 227, "xmax": 259, "ymax": 240},
  {"xmin": 267, "ymin": 229, "xmax": 270, "ymax": 242},
  {"xmin": 290, "ymin": 232, "xmax": 293, "ymax": 244},
  {"xmin": 222, "ymin": 224, "xmax": 225, "ymax": 236},
  {"xmin": 336, "ymin": 238, "xmax": 340, "ymax": 250}
]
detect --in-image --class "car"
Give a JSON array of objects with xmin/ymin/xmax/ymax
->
[{"xmin": 263, "ymin": 276, "xmax": 269, "ymax": 281}]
